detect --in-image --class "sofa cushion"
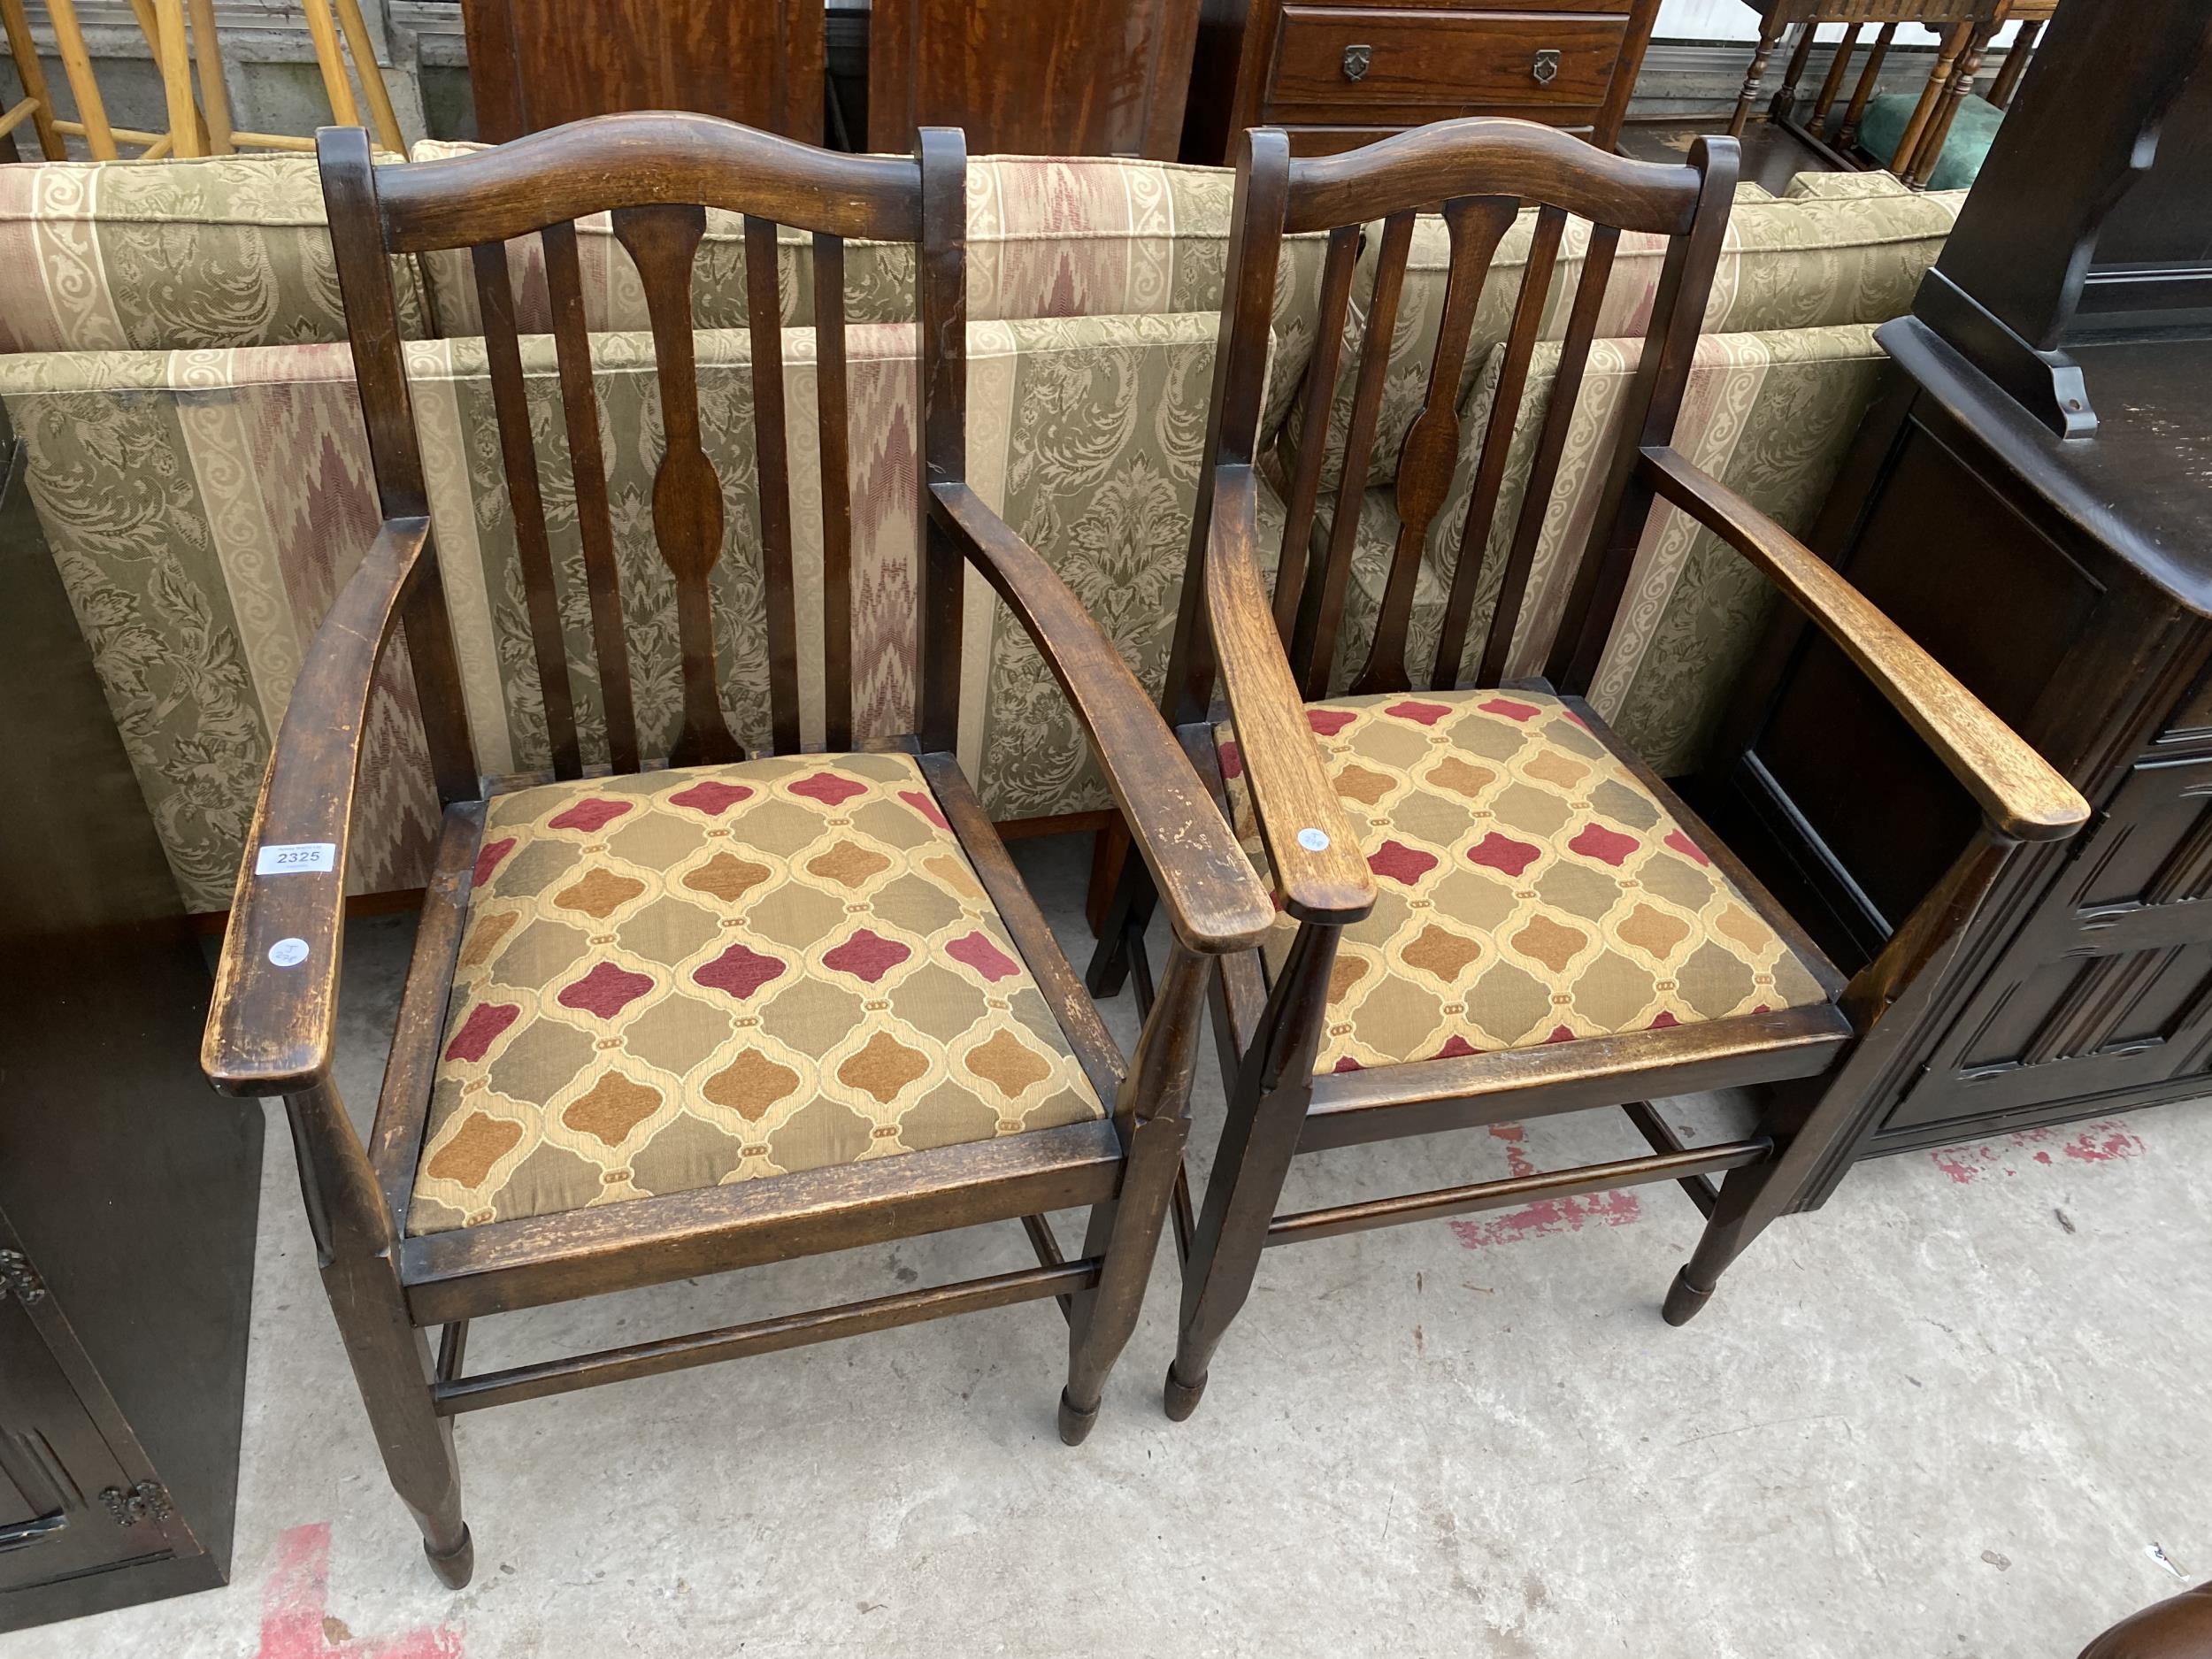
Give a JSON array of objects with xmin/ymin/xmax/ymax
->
[
  {"xmin": 1213, "ymin": 689, "xmax": 1831, "ymax": 1072},
  {"xmin": 411, "ymin": 749, "xmax": 1102, "ymax": 1233},
  {"xmin": 0, "ymin": 308, "xmax": 1258, "ymax": 908},
  {"xmin": 1297, "ymin": 171, "xmax": 1962, "ymax": 492},
  {"xmin": 1316, "ymin": 323, "xmax": 1888, "ymax": 777},
  {"xmin": 0, "ymin": 153, "xmax": 430, "ymax": 354}
]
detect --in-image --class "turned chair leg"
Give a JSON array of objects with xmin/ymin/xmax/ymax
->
[
  {"xmin": 1663, "ymin": 1156, "xmax": 1769, "ymax": 1325},
  {"xmin": 287, "ymin": 1083, "xmax": 473, "ymax": 1586}
]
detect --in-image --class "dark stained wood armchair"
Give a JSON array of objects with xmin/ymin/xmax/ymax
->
[
  {"xmin": 199, "ymin": 113, "xmax": 1271, "ymax": 1583},
  {"xmin": 1088, "ymin": 119, "xmax": 2090, "ymax": 1421}
]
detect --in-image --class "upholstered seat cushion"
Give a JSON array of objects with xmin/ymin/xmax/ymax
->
[
  {"xmin": 411, "ymin": 751, "xmax": 1102, "ymax": 1234},
  {"xmin": 1215, "ymin": 690, "xmax": 1832, "ymax": 1074}
]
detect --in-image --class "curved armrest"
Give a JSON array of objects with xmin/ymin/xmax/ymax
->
[
  {"xmin": 202, "ymin": 518, "xmax": 434, "ymax": 1095},
  {"xmin": 928, "ymin": 481, "xmax": 1273, "ymax": 956},
  {"xmin": 1204, "ymin": 466, "xmax": 1376, "ymax": 925},
  {"xmin": 1640, "ymin": 447, "xmax": 2089, "ymax": 843}
]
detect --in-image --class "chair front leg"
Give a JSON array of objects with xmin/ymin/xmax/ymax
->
[
  {"xmin": 287, "ymin": 1079, "xmax": 472, "ymax": 1586},
  {"xmin": 1060, "ymin": 941, "xmax": 1207, "ymax": 1443},
  {"xmin": 1665, "ymin": 827, "xmax": 2018, "ymax": 1325},
  {"xmin": 1167, "ymin": 919, "xmax": 1339, "ymax": 1421}
]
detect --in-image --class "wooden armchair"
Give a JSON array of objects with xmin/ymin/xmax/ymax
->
[
  {"xmin": 200, "ymin": 113, "xmax": 1271, "ymax": 1583},
  {"xmin": 1088, "ymin": 120, "xmax": 2088, "ymax": 1420}
]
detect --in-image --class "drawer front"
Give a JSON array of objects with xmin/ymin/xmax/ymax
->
[
  {"xmin": 1271, "ymin": 8, "xmax": 1627, "ymax": 112},
  {"xmin": 1289, "ymin": 0, "xmax": 1632, "ymax": 10}
]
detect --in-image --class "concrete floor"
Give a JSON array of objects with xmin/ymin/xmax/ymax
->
[{"xmin": 18, "ymin": 835, "xmax": 2208, "ymax": 1657}]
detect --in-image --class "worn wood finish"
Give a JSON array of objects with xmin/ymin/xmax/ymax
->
[
  {"xmin": 869, "ymin": 0, "xmax": 1202, "ymax": 157},
  {"xmin": 208, "ymin": 112, "xmax": 1269, "ymax": 1583},
  {"xmin": 1300, "ymin": 209, "xmax": 1416, "ymax": 696},
  {"xmin": 472, "ymin": 241, "xmax": 582, "ymax": 780},
  {"xmin": 1642, "ymin": 446, "xmax": 2085, "ymax": 841},
  {"xmin": 813, "ymin": 232, "xmax": 855, "ymax": 750},
  {"xmin": 1273, "ymin": 224, "xmax": 1363, "ymax": 643},
  {"xmin": 541, "ymin": 219, "xmax": 641, "ymax": 774},
  {"xmin": 1119, "ymin": 118, "xmax": 2090, "ymax": 1417},
  {"xmin": 1432, "ymin": 204, "xmax": 1566, "ymax": 687}
]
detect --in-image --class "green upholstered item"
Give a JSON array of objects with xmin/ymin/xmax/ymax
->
[{"xmin": 1855, "ymin": 90, "xmax": 2006, "ymax": 191}]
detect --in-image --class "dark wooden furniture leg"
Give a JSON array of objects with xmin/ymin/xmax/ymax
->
[
  {"xmin": 1772, "ymin": 22, "xmax": 1820, "ymax": 122},
  {"xmin": 1809, "ymin": 22, "xmax": 1863, "ymax": 137},
  {"xmin": 1730, "ymin": 14, "xmax": 1786, "ymax": 138},
  {"xmin": 1837, "ymin": 21, "xmax": 1896, "ymax": 150},
  {"xmin": 286, "ymin": 1079, "xmax": 471, "ymax": 1586}
]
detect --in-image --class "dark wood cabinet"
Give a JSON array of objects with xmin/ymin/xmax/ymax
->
[
  {"xmin": 460, "ymin": 0, "xmax": 826, "ymax": 142},
  {"xmin": 867, "ymin": 0, "xmax": 1202, "ymax": 156},
  {"xmin": 1706, "ymin": 4, "xmax": 2212, "ymax": 1199},
  {"xmin": 0, "ymin": 439, "xmax": 263, "ymax": 1628},
  {"xmin": 1180, "ymin": 0, "xmax": 1660, "ymax": 162}
]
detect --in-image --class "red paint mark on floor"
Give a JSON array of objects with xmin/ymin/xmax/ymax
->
[
  {"xmin": 1930, "ymin": 1118, "xmax": 2145, "ymax": 1185},
  {"xmin": 1448, "ymin": 1123, "xmax": 1644, "ymax": 1248},
  {"xmin": 257, "ymin": 1524, "xmax": 462, "ymax": 1659}
]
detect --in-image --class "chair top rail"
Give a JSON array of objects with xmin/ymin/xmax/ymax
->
[
  {"xmin": 1281, "ymin": 118, "xmax": 1703, "ymax": 239},
  {"xmin": 368, "ymin": 111, "xmax": 926, "ymax": 252}
]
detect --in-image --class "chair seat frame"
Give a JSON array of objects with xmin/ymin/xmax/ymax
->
[
  {"xmin": 1087, "ymin": 119, "xmax": 2088, "ymax": 1421},
  {"xmin": 201, "ymin": 114, "xmax": 1271, "ymax": 1586}
]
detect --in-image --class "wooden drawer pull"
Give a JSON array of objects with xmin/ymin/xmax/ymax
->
[
  {"xmin": 1532, "ymin": 48, "xmax": 1562, "ymax": 86},
  {"xmin": 1342, "ymin": 42, "xmax": 1371, "ymax": 82}
]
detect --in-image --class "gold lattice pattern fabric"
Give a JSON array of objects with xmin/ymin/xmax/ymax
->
[
  {"xmin": 412, "ymin": 752, "xmax": 1102, "ymax": 1234},
  {"xmin": 1216, "ymin": 690, "xmax": 1832, "ymax": 1075}
]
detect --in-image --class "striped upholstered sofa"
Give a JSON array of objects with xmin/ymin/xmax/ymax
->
[{"xmin": 0, "ymin": 145, "xmax": 1960, "ymax": 913}]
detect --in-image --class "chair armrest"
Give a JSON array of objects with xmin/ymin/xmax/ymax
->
[
  {"xmin": 1640, "ymin": 446, "xmax": 2089, "ymax": 843},
  {"xmin": 202, "ymin": 517, "xmax": 434, "ymax": 1096},
  {"xmin": 927, "ymin": 480, "xmax": 1273, "ymax": 956},
  {"xmin": 1203, "ymin": 466, "xmax": 1376, "ymax": 925}
]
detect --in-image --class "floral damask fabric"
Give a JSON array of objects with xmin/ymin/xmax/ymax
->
[
  {"xmin": 412, "ymin": 749, "xmax": 1102, "ymax": 1233},
  {"xmin": 1215, "ymin": 691, "xmax": 1832, "ymax": 1074},
  {"xmin": 0, "ymin": 153, "xmax": 427, "ymax": 355},
  {"xmin": 1294, "ymin": 173, "xmax": 1964, "ymax": 492},
  {"xmin": 0, "ymin": 310, "xmax": 1250, "ymax": 907},
  {"xmin": 1312, "ymin": 325, "xmax": 1886, "ymax": 778}
]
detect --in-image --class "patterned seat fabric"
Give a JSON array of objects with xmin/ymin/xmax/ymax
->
[
  {"xmin": 413, "ymin": 751, "xmax": 1102, "ymax": 1234},
  {"xmin": 1216, "ymin": 691, "xmax": 1832, "ymax": 1075}
]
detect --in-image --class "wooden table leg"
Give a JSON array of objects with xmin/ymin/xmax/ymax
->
[
  {"xmin": 1809, "ymin": 22, "xmax": 1861, "ymax": 138},
  {"xmin": 0, "ymin": 0, "xmax": 62, "ymax": 157},
  {"xmin": 1907, "ymin": 17, "xmax": 1997, "ymax": 188},
  {"xmin": 1836, "ymin": 21, "xmax": 1895, "ymax": 151},
  {"xmin": 1889, "ymin": 19, "xmax": 1966, "ymax": 181},
  {"xmin": 1988, "ymin": 18, "xmax": 2041, "ymax": 110},
  {"xmin": 1729, "ymin": 15, "xmax": 1785, "ymax": 139},
  {"xmin": 1771, "ymin": 21, "xmax": 1819, "ymax": 124}
]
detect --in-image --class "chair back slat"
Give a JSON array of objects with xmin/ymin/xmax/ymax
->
[
  {"xmin": 737, "ymin": 213, "xmax": 803, "ymax": 757},
  {"xmin": 1293, "ymin": 208, "xmax": 1416, "ymax": 700},
  {"xmin": 812, "ymin": 231, "xmax": 855, "ymax": 750},
  {"xmin": 1352, "ymin": 194, "xmax": 1517, "ymax": 696},
  {"xmin": 1473, "ymin": 221, "xmax": 1621, "ymax": 688},
  {"xmin": 1547, "ymin": 152, "xmax": 1734, "ymax": 690},
  {"xmin": 472, "ymin": 239, "xmax": 584, "ymax": 780},
  {"xmin": 1272, "ymin": 223, "xmax": 1360, "ymax": 644},
  {"xmin": 324, "ymin": 114, "xmax": 965, "ymax": 783},
  {"xmin": 611, "ymin": 201, "xmax": 743, "ymax": 769},
  {"xmin": 540, "ymin": 217, "xmax": 641, "ymax": 774},
  {"xmin": 1172, "ymin": 120, "xmax": 1733, "ymax": 731},
  {"xmin": 1431, "ymin": 204, "xmax": 1566, "ymax": 689}
]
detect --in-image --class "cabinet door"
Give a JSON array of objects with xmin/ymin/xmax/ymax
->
[
  {"xmin": 1887, "ymin": 755, "xmax": 2212, "ymax": 1130},
  {"xmin": 0, "ymin": 1287, "xmax": 176, "ymax": 1592}
]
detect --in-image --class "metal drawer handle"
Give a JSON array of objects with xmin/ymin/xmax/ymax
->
[
  {"xmin": 1341, "ymin": 42, "xmax": 1371, "ymax": 81},
  {"xmin": 1532, "ymin": 48, "xmax": 1561, "ymax": 86}
]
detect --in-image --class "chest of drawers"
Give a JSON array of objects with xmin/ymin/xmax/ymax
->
[{"xmin": 1181, "ymin": 0, "xmax": 1660, "ymax": 162}]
